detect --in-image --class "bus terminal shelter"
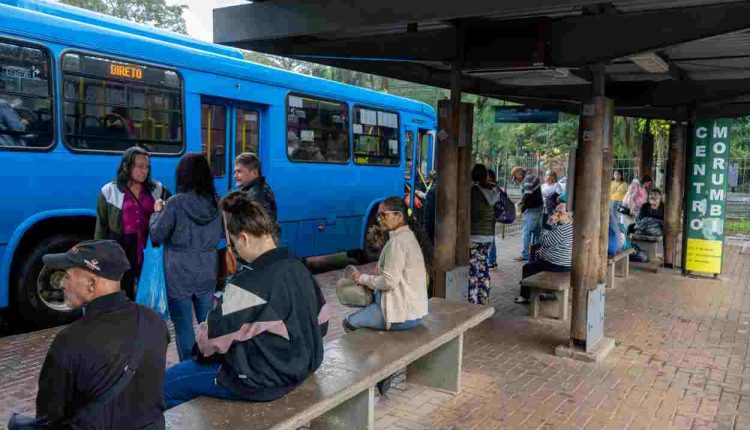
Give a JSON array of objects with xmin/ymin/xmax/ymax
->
[{"xmin": 213, "ymin": 1, "xmax": 750, "ymax": 360}]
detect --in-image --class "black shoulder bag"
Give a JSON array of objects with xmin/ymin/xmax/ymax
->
[{"xmin": 8, "ymin": 305, "xmax": 147, "ymax": 429}]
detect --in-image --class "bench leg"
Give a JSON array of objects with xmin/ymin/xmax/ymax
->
[
  {"xmin": 529, "ymin": 290, "xmax": 541, "ymax": 318},
  {"xmin": 557, "ymin": 288, "xmax": 569, "ymax": 321},
  {"xmin": 623, "ymin": 260, "xmax": 629, "ymax": 278},
  {"xmin": 311, "ymin": 387, "xmax": 374, "ymax": 430},
  {"xmin": 607, "ymin": 263, "xmax": 615, "ymax": 289},
  {"xmin": 406, "ymin": 333, "xmax": 463, "ymax": 394}
]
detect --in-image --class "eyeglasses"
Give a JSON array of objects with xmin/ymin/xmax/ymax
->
[{"xmin": 377, "ymin": 210, "xmax": 400, "ymax": 220}]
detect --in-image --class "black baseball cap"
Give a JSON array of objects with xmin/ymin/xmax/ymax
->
[{"xmin": 42, "ymin": 240, "xmax": 131, "ymax": 281}]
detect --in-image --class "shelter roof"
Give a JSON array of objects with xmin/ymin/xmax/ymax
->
[{"xmin": 214, "ymin": 0, "xmax": 750, "ymax": 119}]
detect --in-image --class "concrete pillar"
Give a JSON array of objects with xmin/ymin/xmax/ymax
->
[
  {"xmin": 664, "ymin": 124, "xmax": 686, "ymax": 268},
  {"xmin": 570, "ymin": 96, "xmax": 611, "ymax": 346}
]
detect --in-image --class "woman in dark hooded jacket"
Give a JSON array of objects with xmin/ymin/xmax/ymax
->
[{"xmin": 150, "ymin": 153, "xmax": 223, "ymax": 361}]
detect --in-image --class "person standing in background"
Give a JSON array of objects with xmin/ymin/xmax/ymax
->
[
  {"xmin": 541, "ymin": 170, "xmax": 562, "ymax": 227},
  {"xmin": 149, "ymin": 153, "xmax": 223, "ymax": 362},
  {"xmin": 512, "ymin": 167, "xmax": 543, "ymax": 262},
  {"xmin": 610, "ymin": 170, "xmax": 628, "ymax": 219}
]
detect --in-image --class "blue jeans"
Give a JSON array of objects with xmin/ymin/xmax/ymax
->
[
  {"xmin": 345, "ymin": 291, "xmax": 422, "ymax": 330},
  {"xmin": 163, "ymin": 360, "xmax": 244, "ymax": 409},
  {"xmin": 168, "ymin": 293, "xmax": 214, "ymax": 362},
  {"xmin": 521, "ymin": 207, "xmax": 543, "ymax": 260}
]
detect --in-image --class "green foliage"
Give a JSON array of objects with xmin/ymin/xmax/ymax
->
[{"xmin": 61, "ymin": 0, "xmax": 188, "ymax": 34}]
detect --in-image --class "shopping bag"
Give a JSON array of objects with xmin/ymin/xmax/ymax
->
[
  {"xmin": 135, "ymin": 238, "xmax": 169, "ymax": 320},
  {"xmin": 336, "ymin": 265, "xmax": 374, "ymax": 308}
]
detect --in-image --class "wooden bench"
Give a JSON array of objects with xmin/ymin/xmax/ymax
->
[
  {"xmin": 607, "ymin": 248, "xmax": 635, "ymax": 288},
  {"xmin": 520, "ymin": 271, "xmax": 570, "ymax": 321},
  {"xmin": 630, "ymin": 234, "xmax": 662, "ymax": 261},
  {"xmin": 165, "ymin": 298, "xmax": 494, "ymax": 430}
]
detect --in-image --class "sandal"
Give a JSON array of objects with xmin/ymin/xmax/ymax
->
[{"xmin": 514, "ymin": 296, "xmax": 529, "ymax": 304}]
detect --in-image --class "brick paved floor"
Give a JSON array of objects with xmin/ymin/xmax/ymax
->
[{"xmin": 1, "ymin": 235, "xmax": 750, "ymax": 430}]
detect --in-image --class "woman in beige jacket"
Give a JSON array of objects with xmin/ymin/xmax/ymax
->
[{"xmin": 345, "ymin": 196, "xmax": 432, "ymax": 332}]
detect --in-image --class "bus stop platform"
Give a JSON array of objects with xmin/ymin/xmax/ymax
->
[{"xmin": 1, "ymin": 235, "xmax": 750, "ymax": 430}]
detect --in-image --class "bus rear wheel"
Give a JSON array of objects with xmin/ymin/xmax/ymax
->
[{"xmin": 14, "ymin": 234, "xmax": 85, "ymax": 330}]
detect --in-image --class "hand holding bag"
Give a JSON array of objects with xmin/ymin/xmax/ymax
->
[
  {"xmin": 135, "ymin": 238, "xmax": 168, "ymax": 320},
  {"xmin": 336, "ymin": 265, "xmax": 374, "ymax": 308}
]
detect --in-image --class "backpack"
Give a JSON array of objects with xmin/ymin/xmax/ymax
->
[{"xmin": 494, "ymin": 189, "xmax": 516, "ymax": 224}]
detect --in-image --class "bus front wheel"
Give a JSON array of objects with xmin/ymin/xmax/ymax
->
[{"xmin": 14, "ymin": 234, "xmax": 84, "ymax": 330}]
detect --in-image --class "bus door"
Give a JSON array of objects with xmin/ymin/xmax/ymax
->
[
  {"xmin": 410, "ymin": 129, "xmax": 434, "ymax": 220},
  {"xmin": 200, "ymin": 97, "xmax": 261, "ymax": 193},
  {"xmin": 404, "ymin": 128, "xmax": 418, "ymax": 213},
  {"xmin": 417, "ymin": 129, "xmax": 434, "ymax": 185}
]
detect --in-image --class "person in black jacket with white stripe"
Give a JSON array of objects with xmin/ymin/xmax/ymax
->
[
  {"xmin": 515, "ymin": 203, "xmax": 573, "ymax": 304},
  {"xmin": 163, "ymin": 192, "xmax": 329, "ymax": 409}
]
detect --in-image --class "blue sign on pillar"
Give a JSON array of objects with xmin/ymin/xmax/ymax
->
[{"xmin": 494, "ymin": 107, "xmax": 559, "ymax": 123}]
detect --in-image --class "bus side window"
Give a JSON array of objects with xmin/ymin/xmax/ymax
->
[
  {"xmin": 201, "ymin": 103, "xmax": 227, "ymax": 177},
  {"xmin": 286, "ymin": 94, "xmax": 348, "ymax": 163},
  {"xmin": 352, "ymin": 106, "xmax": 399, "ymax": 166},
  {"xmin": 0, "ymin": 39, "xmax": 54, "ymax": 149},
  {"xmin": 61, "ymin": 52, "xmax": 183, "ymax": 154}
]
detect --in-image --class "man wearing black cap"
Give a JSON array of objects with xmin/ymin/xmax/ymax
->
[{"xmin": 22, "ymin": 240, "xmax": 168, "ymax": 429}]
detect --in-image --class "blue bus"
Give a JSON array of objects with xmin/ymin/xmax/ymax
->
[{"xmin": 0, "ymin": 0, "xmax": 436, "ymax": 329}]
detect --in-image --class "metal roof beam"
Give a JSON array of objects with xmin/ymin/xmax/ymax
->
[
  {"xmin": 549, "ymin": 2, "xmax": 750, "ymax": 66},
  {"xmin": 213, "ymin": 0, "xmax": 567, "ymax": 44}
]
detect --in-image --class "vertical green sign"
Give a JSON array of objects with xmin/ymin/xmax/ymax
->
[{"xmin": 684, "ymin": 118, "xmax": 730, "ymax": 275}]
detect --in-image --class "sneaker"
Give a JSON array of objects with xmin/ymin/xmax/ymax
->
[
  {"xmin": 342, "ymin": 318, "xmax": 357, "ymax": 333},
  {"xmin": 488, "ymin": 264, "xmax": 498, "ymax": 270},
  {"xmin": 376, "ymin": 374, "xmax": 394, "ymax": 397},
  {"xmin": 514, "ymin": 296, "xmax": 529, "ymax": 304},
  {"xmin": 513, "ymin": 257, "xmax": 528, "ymax": 262}
]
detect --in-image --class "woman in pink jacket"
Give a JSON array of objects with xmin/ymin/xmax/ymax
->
[{"xmin": 621, "ymin": 178, "xmax": 647, "ymax": 228}]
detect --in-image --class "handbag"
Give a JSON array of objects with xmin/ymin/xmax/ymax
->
[
  {"xmin": 135, "ymin": 238, "xmax": 168, "ymax": 320},
  {"xmin": 218, "ymin": 247, "xmax": 237, "ymax": 285},
  {"xmin": 9, "ymin": 305, "xmax": 146, "ymax": 430},
  {"xmin": 217, "ymin": 210, "xmax": 238, "ymax": 288},
  {"xmin": 336, "ymin": 265, "xmax": 373, "ymax": 308}
]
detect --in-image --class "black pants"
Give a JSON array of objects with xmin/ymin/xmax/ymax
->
[
  {"xmin": 519, "ymin": 259, "xmax": 571, "ymax": 299},
  {"xmin": 119, "ymin": 233, "xmax": 141, "ymax": 300}
]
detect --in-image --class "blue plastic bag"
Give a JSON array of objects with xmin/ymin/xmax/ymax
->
[{"xmin": 135, "ymin": 238, "xmax": 169, "ymax": 320}]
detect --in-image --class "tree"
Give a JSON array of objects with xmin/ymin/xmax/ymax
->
[{"xmin": 61, "ymin": 0, "xmax": 188, "ymax": 34}]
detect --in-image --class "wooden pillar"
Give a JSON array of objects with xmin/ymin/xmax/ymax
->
[
  {"xmin": 433, "ymin": 25, "xmax": 464, "ymax": 298},
  {"xmin": 433, "ymin": 100, "xmax": 459, "ymax": 298},
  {"xmin": 456, "ymin": 104, "xmax": 473, "ymax": 266},
  {"xmin": 570, "ymin": 96, "xmax": 610, "ymax": 345},
  {"xmin": 639, "ymin": 121, "xmax": 654, "ymax": 180},
  {"xmin": 665, "ymin": 124, "xmax": 686, "ymax": 268},
  {"xmin": 598, "ymin": 112, "xmax": 614, "ymax": 284}
]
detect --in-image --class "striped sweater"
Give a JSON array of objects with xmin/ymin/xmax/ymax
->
[{"xmin": 537, "ymin": 222, "xmax": 573, "ymax": 267}]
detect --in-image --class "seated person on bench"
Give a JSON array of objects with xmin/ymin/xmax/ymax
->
[
  {"xmin": 515, "ymin": 203, "xmax": 573, "ymax": 305},
  {"xmin": 345, "ymin": 196, "xmax": 432, "ymax": 395},
  {"xmin": 163, "ymin": 194, "xmax": 329, "ymax": 409},
  {"xmin": 628, "ymin": 189, "xmax": 664, "ymax": 236},
  {"xmin": 608, "ymin": 209, "xmax": 627, "ymax": 258},
  {"xmin": 344, "ymin": 196, "xmax": 431, "ymax": 333}
]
